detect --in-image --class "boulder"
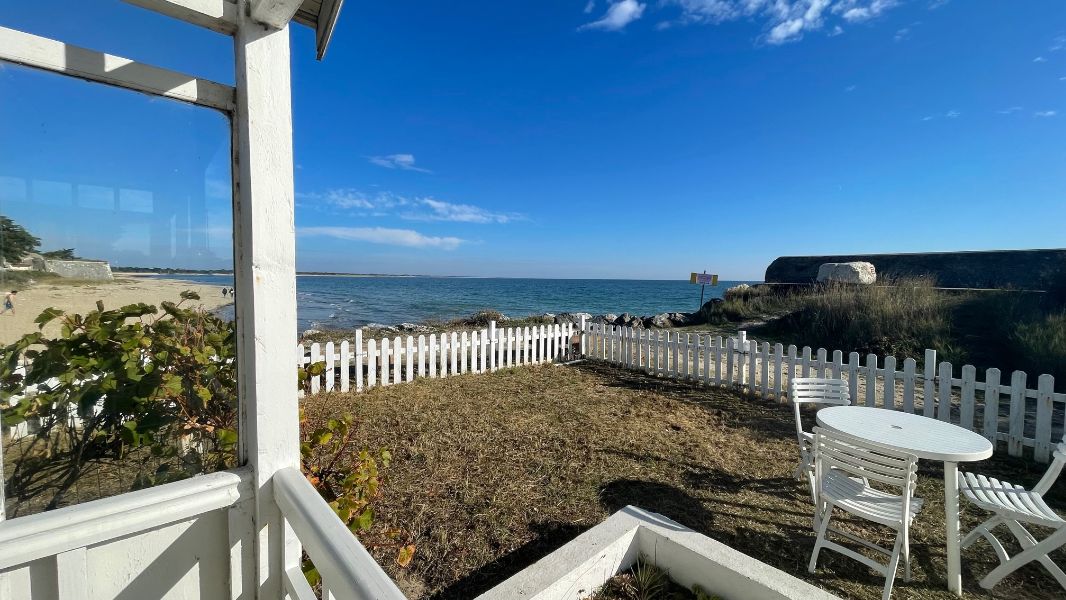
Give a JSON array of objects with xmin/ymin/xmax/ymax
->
[
  {"xmin": 697, "ymin": 298, "xmax": 724, "ymax": 324},
  {"xmin": 615, "ymin": 313, "xmax": 632, "ymax": 325},
  {"xmin": 816, "ymin": 262, "xmax": 877, "ymax": 285},
  {"xmin": 724, "ymin": 283, "xmax": 751, "ymax": 299},
  {"xmin": 649, "ymin": 313, "xmax": 673, "ymax": 328},
  {"xmin": 555, "ymin": 312, "xmax": 592, "ymax": 324}
]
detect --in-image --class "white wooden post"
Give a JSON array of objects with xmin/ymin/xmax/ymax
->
[
  {"xmin": 923, "ymin": 349, "xmax": 937, "ymax": 418},
  {"xmin": 405, "ymin": 336, "xmax": 415, "ymax": 382},
  {"xmin": 865, "ymin": 354, "xmax": 877, "ymax": 407},
  {"xmin": 324, "ymin": 341, "xmax": 335, "ymax": 392},
  {"xmin": 938, "ymin": 361, "xmax": 952, "ymax": 422},
  {"xmin": 417, "ymin": 335, "xmax": 426, "ymax": 378},
  {"xmin": 760, "ymin": 342, "xmax": 770, "ymax": 398},
  {"xmin": 380, "ymin": 338, "xmax": 391, "ymax": 385},
  {"xmin": 354, "ymin": 329, "xmax": 363, "ymax": 392},
  {"xmin": 366, "ymin": 339, "xmax": 377, "ymax": 388},
  {"xmin": 846, "ymin": 351, "xmax": 859, "ymax": 404},
  {"xmin": 428, "ymin": 334, "xmax": 437, "ymax": 379},
  {"xmin": 902, "ymin": 358, "xmax": 916, "ymax": 413},
  {"xmin": 579, "ymin": 315, "xmax": 587, "ymax": 357},
  {"xmin": 309, "ymin": 343, "xmax": 321, "ymax": 394},
  {"xmin": 233, "ymin": 7, "xmax": 300, "ymax": 594},
  {"xmin": 1035, "ymin": 374, "xmax": 1055, "ymax": 462},
  {"xmin": 1008, "ymin": 370, "xmax": 1026, "ymax": 457},
  {"xmin": 883, "ymin": 355, "xmax": 896, "ymax": 411},
  {"xmin": 959, "ymin": 364, "xmax": 976, "ymax": 430},
  {"xmin": 488, "ymin": 321, "xmax": 497, "ymax": 371},
  {"xmin": 982, "ymin": 368, "xmax": 1001, "ymax": 443},
  {"xmin": 339, "ymin": 340, "xmax": 350, "ymax": 392}
]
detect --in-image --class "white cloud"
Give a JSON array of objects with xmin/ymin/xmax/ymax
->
[
  {"xmin": 1034, "ymin": 110, "xmax": 1057, "ymax": 118},
  {"xmin": 1033, "ymin": 56, "xmax": 1047, "ymax": 63},
  {"xmin": 844, "ymin": 84, "xmax": 857, "ymax": 92},
  {"xmin": 579, "ymin": 0, "xmax": 646, "ymax": 31},
  {"xmin": 834, "ymin": 0, "xmax": 898, "ymax": 23},
  {"xmin": 996, "ymin": 106, "xmax": 1023, "ymax": 114},
  {"xmin": 945, "ymin": 109, "xmax": 961, "ymax": 118},
  {"xmin": 299, "ymin": 226, "xmax": 466, "ymax": 250},
  {"xmin": 921, "ymin": 115, "xmax": 936, "ymax": 121},
  {"xmin": 658, "ymin": 0, "xmax": 899, "ymax": 45},
  {"xmin": 404, "ymin": 199, "xmax": 523, "ymax": 224},
  {"xmin": 927, "ymin": 0, "xmax": 950, "ymax": 8},
  {"xmin": 584, "ymin": 0, "xmax": 597, "ymax": 13},
  {"xmin": 367, "ymin": 153, "xmax": 431, "ymax": 172}
]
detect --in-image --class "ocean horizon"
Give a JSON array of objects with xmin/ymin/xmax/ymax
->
[{"xmin": 156, "ymin": 275, "xmax": 759, "ymax": 332}]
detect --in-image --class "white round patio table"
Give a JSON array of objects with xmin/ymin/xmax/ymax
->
[{"xmin": 816, "ymin": 406, "xmax": 994, "ymax": 596}]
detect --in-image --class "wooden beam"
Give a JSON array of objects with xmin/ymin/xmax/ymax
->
[
  {"xmin": 123, "ymin": 0, "xmax": 238, "ymax": 34},
  {"xmin": 232, "ymin": 4, "xmax": 301, "ymax": 596},
  {"xmin": 249, "ymin": 0, "xmax": 304, "ymax": 29},
  {"xmin": 0, "ymin": 27, "xmax": 235, "ymax": 113}
]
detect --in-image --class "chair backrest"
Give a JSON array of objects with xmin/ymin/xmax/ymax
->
[
  {"xmin": 812, "ymin": 427, "xmax": 920, "ymax": 518},
  {"xmin": 789, "ymin": 377, "xmax": 850, "ymax": 447},
  {"xmin": 1033, "ymin": 440, "xmax": 1066, "ymax": 495}
]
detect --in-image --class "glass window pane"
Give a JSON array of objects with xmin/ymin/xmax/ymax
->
[{"xmin": 0, "ymin": 63, "xmax": 237, "ymax": 517}]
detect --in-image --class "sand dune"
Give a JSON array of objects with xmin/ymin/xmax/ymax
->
[{"xmin": 0, "ymin": 277, "xmax": 229, "ymax": 345}]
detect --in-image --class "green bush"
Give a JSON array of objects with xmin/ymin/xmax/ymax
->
[
  {"xmin": 1011, "ymin": 311, "xmax": 1066, "ymax": 382},
  {"xmin": 0, "ymin": 292, "xmax": 237, "ymax": 503}
]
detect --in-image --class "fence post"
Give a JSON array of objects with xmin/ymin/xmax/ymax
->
[
  {"xmin": 488, "ymin": 321, "xmax": 497, "ymax": 371},
  {"xmin": 1035, "ymin": 374, "xmax": 1055, "ymax": 463},
  {"xmin": 309, "ymin": 343, "xmax": 321, "ymax": 394},
  {"xmin": 578, "ymin": 315, "xmax": 587, "ymax": 357},
  {"xmin": 923, "ymin": 349, "xmax": 936, "ymax": 418},
  {"xmin": 865, "ymin": 354, "xmax": 877, "ymax": 407},
  {"xmin": 366, "ymin": 339, "xmax": 377, "ymax": 388},
  {"xmin": 355, "ymin": 329, "xmax": 364, "ymax": 392},
  {"xmin": 773, "ymin": 343, "xmax": 784, "ymax": 400},
  {"xmin": 902, "ymin": 358, "xmax": 916, "ymax": 413},
  {"xmin": 1008, "ymin": 371, "xmax": 1027, "ymax": 457},
  {"xmin": 340, "ymin": 340, "xmax": 350, "ymax": 393},
  {"xmin": 937, "ymin": 361, "xmax": 952, "ymax": 422},
  {"xmin": 981, "ymin": 368, "xmax": 1000, "ymax": 443},
  {"xmin": 883, "ymin": 356, "xmax": 896, "ymax": 411},
  {"xmin": 959, "ymin": 364, "xmax": 976, "ymax": 431}
]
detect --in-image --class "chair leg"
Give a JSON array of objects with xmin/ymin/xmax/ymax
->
[
  {"xmin": 882, "ymin": 533, "xmax": 905, "ymax": 600},
  {"xmin": 980, "ymin": 527, "xmax": 1066, "ymax": 590},
  {"xmin": 1003, "ymin": 521, "xmax": 1066, "ymax": 591},
  {"xmin": 808, "ymin": 502, "xmax": 833, "ymax": 574},
  {"xmin": 902, "ymin": 524, "xmax": 912, "ymax": 582}
]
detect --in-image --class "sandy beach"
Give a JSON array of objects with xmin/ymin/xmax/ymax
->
[{"xmin": 0, "ymin": 277, "xmax": 230, "ymax": 345}]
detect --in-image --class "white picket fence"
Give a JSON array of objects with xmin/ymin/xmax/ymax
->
[
  {"xmin": 297, "ymin": 321, "xmax": 576, "ymax": 396},
  {"xmin": 582, "ymin": 324, "xmax": 1066, "ymax": 464}
]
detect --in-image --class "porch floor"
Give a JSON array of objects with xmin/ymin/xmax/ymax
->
[{"xmin": 303, "ymin": 361, "xmax": 1066, "ymax": 600}]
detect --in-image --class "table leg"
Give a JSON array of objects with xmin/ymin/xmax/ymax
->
[{"xmin": 944, "ymin": 461, "xmax": 962, "ymax": 595}]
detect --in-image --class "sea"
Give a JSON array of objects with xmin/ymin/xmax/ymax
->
[{"xmin": 158, "ymin": 275, "xmax": 758, "ymax": 333}]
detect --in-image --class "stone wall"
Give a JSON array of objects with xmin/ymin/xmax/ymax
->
[
  {"xmin": 765, "ymin": 249, "xmax": 1066, "ymax": 290},
  {"xmin": 31, "ymin": 258, "xmax": 115, "ymax": 281}
]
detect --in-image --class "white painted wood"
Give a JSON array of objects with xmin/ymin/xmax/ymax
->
[
  {"xmin": 233, "ymin": 11, "xmax": 300, "ymax": 595},
  {"xmin": 250, "ymin": 0, "xmax": 305, "ymax": 29},
  {"xmin": 801, "ymin": 346, "xmax": 812, "ymax": 380},
  {"xmin": 229, "ymin": 494, "xmax": 255, "ymax": 600},
  {"xmin": 450, "ymin": 332, "xmax": 459, "ymax": 376},
  {"xmin": 0, "ymin": 468, "xmax": 250, "ymax": 569},
  {"xmin": 761, "ymin": 342, "xmax": 770, "ymax": 399},
  {"xmin": 380, "ymin": 338, "xmax": 391, "ymax": 386},
  {"xmin": 417, "ymin": 335, "xmax": 426, "ymax": 378},
  {"xmin": 354, "ymin": 330, "xmax": 363, "ymax": 392},
  {"xmin": 748, "ymin": 340, "xmax": 757, "ymax": 394},
  {"xmin": 846, "ymin": 351, "xmax": 859, "ymax": 405},
  {"xmin": 339, "ymin": 340, "xmax": 350, "ymax": 392},
  {"xmin": 865, "ymin": 354, "xmax": 877, "ymax": 407},
  {"xmin": 981, "ymin": 368, "xmax": 1000, "ymax": 443},
  {"xmin": 772, "ymin": 343, "xmax": 784, "ymax": 399},
  {"xmin": 579, "ymin": 316, "xmax": 588, "ymax": 357},
  {"xmin": 274, "ymin": 468, "xmax": 406, "ymax": 600},
  {"xmin": 521, "ymin": 327, "xmax": 530, "ymax": 365},
  {"xmin": 391, "ymin": 336, "xmax": 401, "ymax": 384},
  {"xmin": 366, "ymin": 339, "xmax": 377, "ymax": 388},
  {"xmin": 831, "ymin": 350, "xmax": 843, "ymax": 380},
  {"xmin": 1008, "ymin": 371, "xmax": 1026, "ymax": 457},
  {"xmin": 671, "ymin": 332, "xmax": 680, "ymax": 378},
  {"xmin": 923, "ymin": 349, "xmax": 937, "ymax": 418},
  {"xmin": 816, "ymin": 348, "xmax": 827, "ymax": 379},
  {"xmin": 959, "ymin": 364, "xmax": 976, "ymax": 431},
  {"xmin": 405, "ymin": 336, "xmax": 415, "ymax": 383},
  {"xmin": 471, "ymin": 331, "xmax": 481, "ymax": 373},
  {"xmin": 123, "ymin": 0, "xmax": 238, "ymax": 33},
  {"xmin": 488, "ymin": 321, "xmax": 497, "ymax": 371},
  {"xmin": 725, "ymin": 337, "xmax": 735, "ymax": 386},
  {"xmin": 309, "ymin": 343, "xmax": 322, "ymax": 394},
  {"xmin": 460, "ymin": 332, "xmax": 469, "ymax": 375},
  {"xmin": 938, "ymin": 361, "xmax": 953, "ymax": 422},
  {"xmin": 883, "ymin": 356, "xmax": 896, "ymax": 411},
  {"xmin": 1035, "ymin": 374, "xmax": 1055, "ymax": 463},
  {"xmin": 324, "ymin": 341, "xmax": 335, "ymax": 392},
  {"xmin": 0, "ymin": 27, "xmax": 236, "ymax": 112},
  {"xmin": 702, "ymin": 337, "xmax": 711, "ymax": 385},
  {"xmin": 56, "ymin": 547, "xmax": 88, "ymax": 600},
  {"xmin": 902, "ymin": 358, "xmax": 916, "ymax": 414}
]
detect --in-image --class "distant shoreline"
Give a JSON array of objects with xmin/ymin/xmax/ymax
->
[{"xmin": 119, "ymin": 271, "xmax": 440, "ymax": 278}]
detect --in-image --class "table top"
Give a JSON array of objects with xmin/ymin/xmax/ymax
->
[{"xmin": 816, "ymin": 406, "xmax": 994, "ymax": 463}]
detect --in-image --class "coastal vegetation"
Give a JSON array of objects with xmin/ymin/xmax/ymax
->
[{"xmin": 700, "ymin": 279, "xmax": 1066, "ymax": 384}]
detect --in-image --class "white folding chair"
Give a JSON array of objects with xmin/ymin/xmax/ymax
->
[
  {"xmin": 958, "ymin": 440, "xmax": 1066, "ymax": 591},
  {"xmin": 790, "ymin": 377, "xmax": 851, "ymax": 503},
  {"xmin": 808, "ymin": 427, "xmax": 922, "ymax": 600}
]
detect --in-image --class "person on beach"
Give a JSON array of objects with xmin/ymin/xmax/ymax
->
[
  {"xmin": 1, "ymin": 290, "xmax": 16, "ymax": 315},
  {"xmin": 222, "ymin": 287, "xmax": 229, "ymax": 297}
]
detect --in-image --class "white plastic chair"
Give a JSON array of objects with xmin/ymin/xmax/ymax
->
[
  {"xmin": 808, "ymin": 427, "xmax": 923, "ymax": 600},
  {"xmin": 958, "ymin": 441, "xmax": 1066, "ymax": 591},
  {"xmin": 790, "ymin": 377, "xmax": 851, "ymax": 502}
]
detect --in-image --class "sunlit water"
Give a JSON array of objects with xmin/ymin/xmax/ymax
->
[{"xmin": 158, "ymin": 275, "xmax": 757, "ymax": 332}]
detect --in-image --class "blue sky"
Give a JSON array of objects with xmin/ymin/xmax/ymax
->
[{"xmin": 1, "ymin": 1, "xmax": 1064, "ymax": 279}]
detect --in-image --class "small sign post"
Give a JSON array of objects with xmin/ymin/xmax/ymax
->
[{"xmin": 690, "ymin": 271, "xmax": 719, "ymax": 309}]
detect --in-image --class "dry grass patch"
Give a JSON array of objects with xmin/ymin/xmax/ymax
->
[{"xmin": 303, "ymin": 362, "xmax": 1065, "ymax": 600}]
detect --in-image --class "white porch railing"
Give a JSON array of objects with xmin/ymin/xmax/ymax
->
[
  {"xmin": 0, "ymin": 468, "xmax": 253, "ymax": 598},
  {"xmin": 274, "ymin": 467, "xmax": 406, "ymax": 600}
]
